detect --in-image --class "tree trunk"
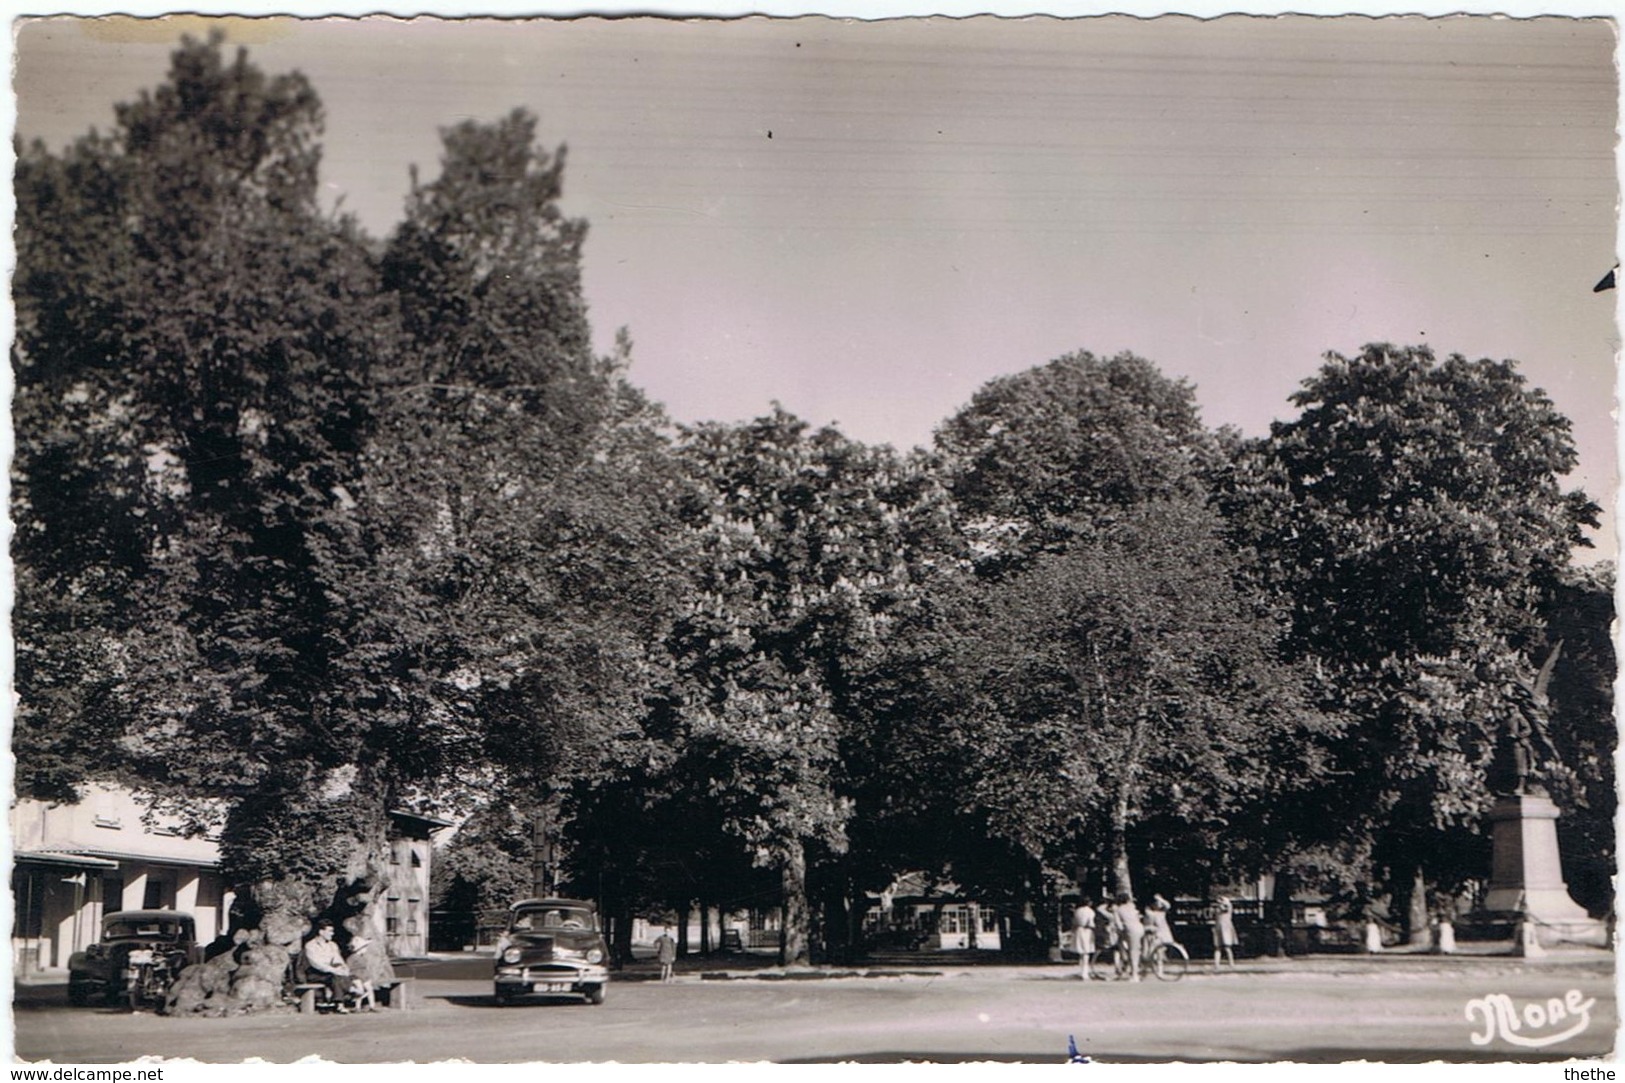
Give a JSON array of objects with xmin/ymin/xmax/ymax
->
[
  {"xmin": 1404, "ymin": 865, "xmax": 1431, "ymax": 947},
  {"xmin": 1110, "ymin": 781, "xmax": 1136, "ymax": 901},
  {"xmin": 1001, "ymin": 865, "xmax": 1046, "ymax": 959},
  {"xmin": 612, "ymin": 901, "xmax": 634, "ymax": 970},
  {"xmin": 779, "ymin": 840, "xmax": 810, "ymax": 966},
  {"xmin": 820, "ymin": 878, "xmax": 851, "ymax": 965},
  {"xmin": 165, "ymin": 773, "xmax": 394, "ymax": 1015},
  {"xmin": 531, "ymin": 809, "xmax": 551, "ymax": 898},
  {"xmin": 1269, "ymin": 870, "xmax": 1297, "ymax": 957},
  {"xmin": 847, "ymin": 884, "xmax": 867, "ymax": 962},
  {"xmin": 676, "ymin": 902, "xmax": 690, "ymax": 957},
  {"xmin": 1106, "ymin": 686, "xmax": 1147, "ymax": 903},
  {"xmin": 700, "ymin": 903, "xmax": 712, "ymax": 955}
]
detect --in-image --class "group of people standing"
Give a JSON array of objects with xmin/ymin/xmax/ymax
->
[{"xmin": 1070, "ymin": 893, "xmax": 1238, "ymax": 981}]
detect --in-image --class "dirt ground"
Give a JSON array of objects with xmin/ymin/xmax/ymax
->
[{"xmin": 10, "ymin": 951, "xmax": 1616, "ymax": 1064}]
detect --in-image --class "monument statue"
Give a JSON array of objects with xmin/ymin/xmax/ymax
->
[
  {"xmin": 1487, "ymin": 642, "xmax": 1563, "ymax": 797},
  {"xmin": 1476, "ymin": 640, "xmax": 1604, "ymax": 948}
]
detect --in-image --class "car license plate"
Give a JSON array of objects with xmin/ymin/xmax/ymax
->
[
  {"xmin": 539, "ymin": 982, "xmax": 574, "ymax": 993},
  {"xmin": 126, "ymin": 950, "xmax": 154, "ymax": 965}
]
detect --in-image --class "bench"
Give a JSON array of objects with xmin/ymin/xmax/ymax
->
[
  {"xmin": 379, "ymin": 976, "xmax": 413, "ymax": 1011},
  {"xmin": 292, "ymin": 976, "xmax": 413, "ymax": 1013},
  {"xmin": 291, "ymin": 982, "xmax": 327, "ymax": 1014}
]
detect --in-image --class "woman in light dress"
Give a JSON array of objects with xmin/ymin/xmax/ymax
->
[
  {"xmin": 1072, "ymin": 898, "xmax": 1097, "ymax": 980},
  {"xmin": 1212, "ymin": 896, "xmax": 1238, "ymax": 968},
  {"xmin": 1146, "ymin": 894, "xmax": 1178, "ymax": 947}
]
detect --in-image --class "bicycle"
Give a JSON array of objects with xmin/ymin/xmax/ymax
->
[
  {"xmin": 1102, "ymin": 931, "xmax": 1188, "ymax": 982},
  {"xmin": 1143, "ymin": 933, "xmax": 1188, "ymax": 981}
]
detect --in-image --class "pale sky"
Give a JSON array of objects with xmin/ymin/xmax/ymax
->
[{"xmin": 12, "ymin": 14, "xmax": 1619, "ymax": 558}]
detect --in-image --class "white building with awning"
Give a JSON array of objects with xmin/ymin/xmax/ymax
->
[{"xmin": 11, "ymin": 783, "xmax": 451, "ymax": 974}]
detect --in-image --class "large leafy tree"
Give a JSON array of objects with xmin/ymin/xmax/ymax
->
[
  {"xmin": 15, "ymin": 40, "xmax": 673, "ymax": 1012},
  {"xmin": 887, "ymin": 350, "xmax": 1313, "ymax": 946},
  {"xmin": 661, "ymin": 411, "xmax": 954, "ymax": 964},
  {"xmin": 1537, "ymin": 563, "xmax": 1616, "ymax": 915},
  {"xmin": 429, "ymin": 801, "xmax": 536, "ymax": 929},
  {"xmin": 375, "ymin": 111, "xmax": 678, "ymax": 797},
  {"xmin": 14, "ymin": 36, "xmax": 427, "ymax": 1012},
  {"xmin": 13, "ymin": 36, "xmax": 339, "ymax": 803},
  {"xmin": 371, "ymin": 110, "xmax": 688, "ymax": 969},
  {"xmin": 1229, "ymin": 343, "xmax": 1601, "ymax": 933},
  {"xmin": 924, "ymin": 501, "xmax": 1326, "ymax": 905},
  {"xmin": 935, "ymin": 350, "xmax": 1222, "ymax": 564}
]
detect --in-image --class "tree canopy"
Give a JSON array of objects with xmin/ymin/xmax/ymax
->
[
  {"xmin": 1225, "ymin": 344, "xmax": 1604, "ymax": 933},
  {"xmin": 13, "ymin": 39, "xmax": 1612, "ymax": 998}
]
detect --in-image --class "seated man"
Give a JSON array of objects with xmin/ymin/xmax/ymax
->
[{"xmin": 303, "ymin": 919, "xmax": 355, "ymax": 1012}]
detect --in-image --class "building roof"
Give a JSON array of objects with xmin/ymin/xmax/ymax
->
[
  {"xmin": 874, "ymin": 871, "xmax": 964, "ymax": 900},
  {"xmin": 14, "ymin": 849, "xmax": 120, "ymax": 869},
  {"xmin": 388, "ymin": 808, "xmax": 455, "ymax": 834},
  {"xmin": 23, "ymin": 845, "xmax": 219, "ymax": 869},
  {"xmin": 104, "ymin": 908, "xmax": 195, "ymax": 923}
]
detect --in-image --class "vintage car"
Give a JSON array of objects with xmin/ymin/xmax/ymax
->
[
  {"xmin": 493, "ymin": 898, "xmax": 609, "ymax": 1005},
  {"xmin": 68, "ymin": 909, "xmax": 201, "ymax": 1009}
]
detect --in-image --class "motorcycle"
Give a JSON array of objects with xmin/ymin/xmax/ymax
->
[{"xmin": 120, "ymin": 945, "xmax": 184, "ymax": 1011}]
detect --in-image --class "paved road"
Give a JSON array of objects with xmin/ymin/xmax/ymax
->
[{"xmin": 12, "ymin": 953, "xmax": 1616, "ymax": 1063}]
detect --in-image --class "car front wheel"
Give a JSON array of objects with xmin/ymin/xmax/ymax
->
[
  {"xmin": 584, "ymin": 984, "xmax": 605, "ymax": 1005},
  {"xmin": 67, "ymin": 976, "xmax": 92, "ymax": 1007}
]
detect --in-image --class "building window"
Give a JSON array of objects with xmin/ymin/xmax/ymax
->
[
  {"xmin": 410, "ymin": 849, "xmax": 423, "ymax": 869},
  {"xmin": 406, "ymin": 899, "xmax": 421, "ymax": 936},
  {"xmin": 143, "ymin": 879, "xmax": 166, "ymax": 910},
  {"xmin": 93, "ymin": 814, "xmax": 122, "ymax": 829},
  {"xmin": 980, "ymin": 908, "xmax": 999, "ymax": 934},
  {"xmin": 386, "ymin": 897, "xmax": 401, "ymax": 934},
  {"xmin": 940, "ymin": 907, "xmax": 969, "ymax": 935}
]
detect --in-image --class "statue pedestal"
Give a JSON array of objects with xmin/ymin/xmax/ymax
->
[{"xmin": 1481, "ymin": 793, "xmax": 1607, "ymax": 948}]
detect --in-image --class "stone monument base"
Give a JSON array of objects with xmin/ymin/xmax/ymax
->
[{"xmin": 1478, "ymin": 793, "xmax": 1609, "ymax": 949}]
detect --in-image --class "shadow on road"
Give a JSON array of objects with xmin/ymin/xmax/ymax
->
[
  {"xmin": 1278, "ymin": 1048, "xmax": 1592, "ymax": 1064},
  {"xmin": 13, "ymin": 1001, "xmax": 133, "ymax": 1016},
  {"xmin": 779, "ymin": 1051, "xmax": 1210, "ymax": 1064},
  {"xmin": 780, "ymin": 1048, "xmax": 1591, "ymax": 1065},
  {"xmin": 434, "ymin": 994, "xmax": 600, "ymax": 1010}
]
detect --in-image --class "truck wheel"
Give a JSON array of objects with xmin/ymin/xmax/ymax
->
[
  {"xmin": 584, "ymin": 984, "xmax": 605, "ymax": 1005},
  {"xmin": 67, "ymin": 977, "xmax": 92, "ymax": 1007}
]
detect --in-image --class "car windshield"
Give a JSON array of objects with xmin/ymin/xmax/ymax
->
[
  {"xmin": 510, "ymin": 907, "xmax": 594, "ymax": 933},
  {"xmin": 104, "ymin": 919, "xmax": 188, "ymax": 940}
]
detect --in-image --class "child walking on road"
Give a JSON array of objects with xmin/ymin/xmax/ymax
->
[{"xmin": 655, "ymin": 931, "xmax": 678, "ymax": 983}]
